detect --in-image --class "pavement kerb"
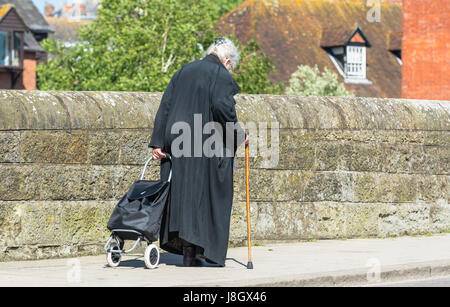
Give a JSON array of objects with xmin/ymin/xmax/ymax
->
[{"xmin": 193, "ymin": 260, "xmax": 450, "ymax": 287}]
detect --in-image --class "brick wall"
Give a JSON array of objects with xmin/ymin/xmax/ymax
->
[
  {"xmin": 23, "ymin": 52, "xmax": 37, "ymax": 90},
  {"xmin": 402, "ymin": 0, "xmax": 450, "ymax": 100}
]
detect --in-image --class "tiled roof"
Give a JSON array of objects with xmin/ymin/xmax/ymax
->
[
  {"xmin": 388, "ymin": 31, "xmax": 402, "ymax": 51},
  {"xmin": 218, "ymin": 0, "xmax": 403, "ymax": 98},
  {"xmin": 24, "ymin": 30, "xmax": 43, "ymax": 52}
]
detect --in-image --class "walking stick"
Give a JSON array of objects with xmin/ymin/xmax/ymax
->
[{"xmin": 245, "ymin": 143, "xmax": 253, "ymax": 269}]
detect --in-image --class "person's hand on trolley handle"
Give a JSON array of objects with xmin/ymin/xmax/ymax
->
[{"xmin": 152, "ymin": 147, "xmax": 166, "ymax": 160}]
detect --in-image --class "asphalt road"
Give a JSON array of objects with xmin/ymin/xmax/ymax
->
[{"xmin": 367, "ymin": 275, "xmax": 450, "ymax": 287}]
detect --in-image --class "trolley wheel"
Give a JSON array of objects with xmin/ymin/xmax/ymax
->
[
  {"xmin": 107, "ymin": 242, "xmax": 121, "ymax": 267},
  {"xmin": 144, "ymin": 244, "xmax": 160, "ymax": 269}
]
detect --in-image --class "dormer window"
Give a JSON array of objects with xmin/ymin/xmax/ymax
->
[
  {"xmin": 321, "ymin": 26, "xmax": 371, "ymax": 84},
  {"xmin": 346, "ymin": 45, "xmax": 366, "ymax": 80}
]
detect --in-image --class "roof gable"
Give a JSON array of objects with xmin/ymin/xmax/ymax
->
[
  {"xmin": 321, "ymin": 26, "xmax": 371, "ymax": 48},
  {"xmin": 0, "ymin": 4, "xmax": 29, "ymax": 31},
  {"xmin": 0, "ymin": 0, "xmax": 53, "ymax": 33},
  {"xmin": 347, "ymin": 27, "xmax": 370, "ymax": 46}
]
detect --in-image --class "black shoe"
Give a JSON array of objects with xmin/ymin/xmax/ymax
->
[{"xmin": 182, "ymin": 246, "xmax": 202, "ymax": 267}]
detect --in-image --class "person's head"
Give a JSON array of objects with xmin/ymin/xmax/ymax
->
[{"xmin": 205, "ymin": 37, "xmax": 240, "ymax": 72}]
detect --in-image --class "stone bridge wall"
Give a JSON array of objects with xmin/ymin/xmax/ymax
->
[{"xmin": 0, "ymin": 90, "xmax": 448, "ymax": 261}]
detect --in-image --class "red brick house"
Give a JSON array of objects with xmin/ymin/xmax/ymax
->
[
  {"xmin": 0, "ymin": 1, "xmax": 52, "ymax": 90},
  {"xmin": 402, "ymin": 0, "xmax": 450, "ymax": 101}
]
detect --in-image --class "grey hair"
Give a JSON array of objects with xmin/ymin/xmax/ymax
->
[{"xmin": 205, "ymin": 37, "xmax": 240, "ymax": 69}]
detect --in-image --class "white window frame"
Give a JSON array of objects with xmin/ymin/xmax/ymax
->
[{"xmin": 345, "ymin": 45, "xmax": 366, "ymax": 80}]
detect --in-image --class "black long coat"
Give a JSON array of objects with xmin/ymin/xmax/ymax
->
[{"xmin": 149, "ymin": 54, "xmax": 245, "ymax": 266}]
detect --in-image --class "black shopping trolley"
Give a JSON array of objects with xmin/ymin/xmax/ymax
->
[{"xmin": 104, "ymin": 153, "xmax": 171, "ymax": 269}]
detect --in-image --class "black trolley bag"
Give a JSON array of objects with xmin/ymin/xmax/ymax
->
[{"xmin": 104, "ymin": 153, "xmax": 172, "ymax": 269}]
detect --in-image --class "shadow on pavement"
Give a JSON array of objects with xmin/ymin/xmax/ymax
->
[{"xmin": 103, "ymin": 253, "xmax": 247, "ymax": 269}]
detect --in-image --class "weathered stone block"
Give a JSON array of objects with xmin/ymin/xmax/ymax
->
[
  {"xmin": 354, "ymin": 173, "xmax": 418, "ymax": 203},
  {"xmin": 0, "ymin": 91, "xmax": 71, "ymax": 130},
  {"xmin": 0, "ymin": 132, "xmax": 19, "ymax": 162},
  {"xmin": 244, "ymin": 201, "xmax": 315, "ymax": 241},
  {"xmin": 402, "ymin": 100, "xmax": 449, "ymax": 131},
  {"xmin": 302, "ymin": 172, "xmax": 346, "ymax": 202},
  {"xmin": 0, "ymin": 202, "xmax": 22, "ymax": 251},
  {"xmin": 87, "ymin": 129, "xmax": 153, "ymax": 165},
  {"xmin": 378, "ymin": 203, "xmax": 432, "ymax": 236},
  {"xmin": 46, "ymin": 91, "xmax": 159, "ymax": 130},
  {"xmin": 0, "ymin": 165, "xmax": 40, "ymax": 200},
  {"xmin": 409, "ymin": 145, "xmax": 439, "ymax": 174},
  {"xmin": 277, "ymin": 130, "xmax": 316, "ymax": 170},
  {"xmin": 381, "ymin": 144, "xmax": 411, "ymax": 173},
  {"xmin": 345, "ymin": 203, "xmax": 379, "ymax": 237},
  {"xmin": 353, "ymin": 173, "xmax": 378, "ymax": 202},
  {"xmin": 37, "ymin": 165, "xmax": 112, "ymax": 201},
  {"xmin": 119, "ymin": 130, "xmax": 153, "ymax": 165},
  {"xmin": 284, "ymin": 202, "xmax": 316, "ymax": 238},
  {"xmin": 20, "ymin": 130, "xmax": 88, "ymax": 164},
  {"xmin": 314, "ymin": 202, "xmax": 347, "ymax": 239},
  {"xmin": 395, "ymin": 130, "xmax": 425, "ymax": 145},
  {"xmin": 314, "ymin": 129, "xmax": 397, "ymax": 144},
  {"xmin": 271, "ymin": 170, "xmax": 305, "ymax": 201},
  {"xmin": 416, "ymin": 175, "xmax": 447, "ymax": 202},
  {"xmin": 441, "ymin": 131, "xmax": 450, "ymax": 147},
  {"xmin": 233, "ymin": 169, "xmax": 274, "ymax": 202},
  {"xmin": 438, "ymin": 147, "xmax": 449, "ymax": 175},
  {"xmin": 315, "ymin": 141, "xmax": 339, "ymax": 171},
  {"xmin": 340, "ymin": 142, "xmax": 383, "ymax": 172},
  {"xmin": 87, "ymin": 131, "xmax": 121, "ymax": 165},
  {"xmin": 399, "ymin": 130, "xmax": 447, "ymax": 147},
  {"xmin": 17, "ymin": 202, "xmax": 62, "ymax": 245},
  {"xmin": 61, "ymin": 201, "xmax": 115, "ymax": 245},
  {"xmin": 229, "ymin": 201, "xmax": 252, "ymax": 245},
  {"xmin": 251, "ymin": 202, "xmax": 278, "ymax": 240},
  {"xmin": 428, "ymin": 199, "xmax": 450, "ymax": 232},
  {"xmin": 235, "ymin": 94, "xmax": 279, "ymax": 125}
]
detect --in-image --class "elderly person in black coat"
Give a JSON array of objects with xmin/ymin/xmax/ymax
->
[{"xmin": 149, "ymin": 37, "xmax": 248, "ymax": 267}]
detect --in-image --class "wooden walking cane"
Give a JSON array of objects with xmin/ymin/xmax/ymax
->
[{"xmin": 245, "ymin": 143, "xmax": 253, "ymax": 269}]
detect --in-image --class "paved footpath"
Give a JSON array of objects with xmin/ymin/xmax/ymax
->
[{"xmin": 0, "ymin": 234, "xmax": 449, "ymax": 287}]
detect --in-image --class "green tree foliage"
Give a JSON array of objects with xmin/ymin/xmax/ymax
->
[
  {"xmin": 36, "ymin": 0, "xmax": 281, "ymax": 94},
  {"xmin": 233, "ymin": 40, "xmax": 284, "ymax": 94},
  {"xmin": 210, "ymin": 0, "xmax": 244, "ymax": 20},
  {"xmin": 286, "ymin": 65, "xmax": 354, "ymax": 97},
  {"xmin": 37, "ymin": 0, "xmax": 216, "ymax": 92}
]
